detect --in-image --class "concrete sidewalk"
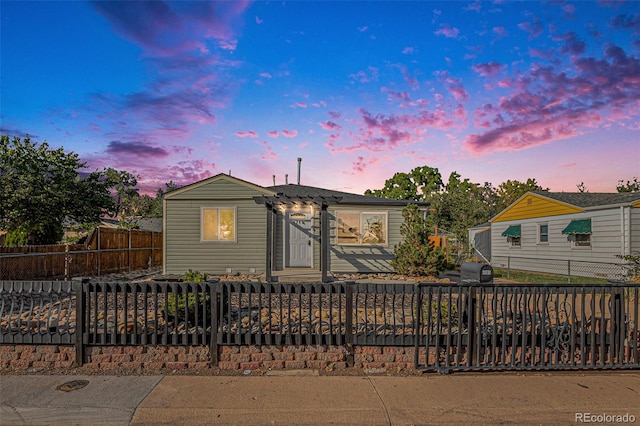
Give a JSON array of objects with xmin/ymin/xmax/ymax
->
[{"xmin": 1, "ymin": 372, "xmax": 638, "ymax": 425}]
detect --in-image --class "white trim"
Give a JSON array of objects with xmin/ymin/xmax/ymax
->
[
  {"xmin": 537, "ymin": 222, "xmax": 549, "ymax": 245},
  {"xmin": 200, "ymin": 206, "xmax": 237, "ymax": 242},
  {"xmin": 335, "ymin": 209, "xmax": 389, "ymax": 247}
]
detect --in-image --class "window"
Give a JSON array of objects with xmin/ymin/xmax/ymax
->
[
  {"xmin": 336, "ymin": 211, "xmax": 387, "ymax": 246},
  {"xmin": 508, "ymin": 236, "xmax": 521, "ymax": 247},
  {"xmin": 573, "ymin": 234, "xmax": 591, "ymax": 247},
  {"xmin": 202, "ymin": 207, "xmax": 236, "ymax": 241},
  {"xmin": 501, "ymin": 225, "xmax": 521, "ymax": 248},
  {"xmin": 562, "ymin": 218, "xmax": 591, "ymax": 248},
  {"xmin": 538, "ymin": 224, "xmax": 549, "ymax": 243}
]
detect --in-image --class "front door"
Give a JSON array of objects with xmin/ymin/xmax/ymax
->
[{"xmin": 286, "ymin": 211, "xmax": 313, "ymax": 268}]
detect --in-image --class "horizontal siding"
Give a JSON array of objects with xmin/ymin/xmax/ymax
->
[
  {"xmin": 630, "ymin": 208, "xmax": 640, "ymax": 255},
  {"xmin": 327, "ymin": 206, "xmax": 404, "ymax": 273},
  {"xmin": 493, "ymin": 194, "xmax": 583, "ymax": 222},
  {"xmin": 167, "ymin": 177, "xmax": 270, "ymax": 200},
  {"xmin": 491, "ymin": 209, "xmax": 629, "ymax": 264},
  {"xmin": 165, "ymin": 199, "xmax": 267, "ymax": 275}
]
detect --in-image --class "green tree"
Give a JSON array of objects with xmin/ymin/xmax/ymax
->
[
  {"xmin": 617, "ymin": 178, "xmax": 640, "ymax": 193},
  {"xmin": 365, "ymin": 166, "xmax": 443, "ymax": 201},
  {"xmin": 432, "ymin": 172, "xmax": 493, "ymax": 251},
  {"xmin": 392, "ymin": 204, "xmax": 448, "ymax": 276},
  {"xmin": 495, "ymin": 178, "xmax": 549, "ymax": 211},
  {"xmin": 102, "ymin": 168, "xmax": 140, "ymax": 228},
  {"xmin": 0, "ymin": 136, "xmax": 114, "ymax": 244}
]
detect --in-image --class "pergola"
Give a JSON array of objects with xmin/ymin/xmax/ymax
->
[{"xmin": 253, "ymin": 194, "xmax": 343, "ymax": 283}]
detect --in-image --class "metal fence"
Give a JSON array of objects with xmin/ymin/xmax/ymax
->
[
  {"xmin": 1, "ymin": 280, "xmax": 638, "ymax": 372},
  {"xmin": 490, "ymin": 256, "xmax": 636, "ymax": 283},
  {"xmin": 0, "ymin": 281, "xmax": 77, "ymax": 344},
  {"xmin": 414, "ymin": 283, "xmax": 639, "ymax": 372}
]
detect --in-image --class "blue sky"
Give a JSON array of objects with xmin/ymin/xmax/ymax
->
[{"xmin": 1, "ymin": 1, "xmax": 639, "ymax": 194}]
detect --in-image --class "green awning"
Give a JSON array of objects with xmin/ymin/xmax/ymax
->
[
  {"xmin": 501, "ymin": 225, "xmax": 521, "ymax": 237},
  {"xmin": 562, "ymin": 219, "xmax": 591, "ymax": 235}
]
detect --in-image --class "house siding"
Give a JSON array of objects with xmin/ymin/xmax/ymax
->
[
  {"xmin": 490, "ymin": 208, "xmax": 639, "ymax": 278},
  {"xmin": 164, "ymin": 178, "xmax": 268, "ymax": 275},
  {"xmin": 327, "ymin": 206, "xmax": 404, "ymax": 273},
  {"xmin": 492, "ymin": 193, "xmax": 583, "ymax": 222}
]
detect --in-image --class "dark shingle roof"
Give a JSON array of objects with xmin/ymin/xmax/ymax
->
[
  {"xmin": 267, "ymin": 184, "xmax": 429, "ymax": 206},
  {"xmin": 534, "ymin": 192, "xmax": 640, "ymax": 208}
]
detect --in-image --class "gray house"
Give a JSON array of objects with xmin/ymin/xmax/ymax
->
[
  {"xmin": 489, "ymin": 192, "xmax": 640, "ymax": 280},
  {"xmin": 163, "ymin": 174, "xmax": 427, "ymax": 281}
]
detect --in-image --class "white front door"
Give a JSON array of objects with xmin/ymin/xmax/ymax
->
[{"xmin": 286, "ymin": 211, "xmax": 313, "ymax": 268}]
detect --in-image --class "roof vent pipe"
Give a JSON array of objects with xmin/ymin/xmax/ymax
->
[
  {"xmin": 285, "ymin": 174, "xmax": 288, "ymax": 185},
  {"xmin": 273, "ymin": 175, "xmax": 276, "ymax": 186},
  {"xmin": 297, "ymin": 157, "xmax": 302, "ymax": 185}
]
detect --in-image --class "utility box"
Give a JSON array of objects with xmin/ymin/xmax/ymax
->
[{"xmin": 460, "ymin": 262, "xmax": 493, "ymax": 284}]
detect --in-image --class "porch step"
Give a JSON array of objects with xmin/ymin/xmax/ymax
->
[{"xmin": 268, "ymin": 270, "xmax": 335, "ymax": 283}]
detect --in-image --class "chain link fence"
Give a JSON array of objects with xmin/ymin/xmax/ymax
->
[{"xmin": 490, "ymin": 255, "xmax": 637, "ymax": 283}]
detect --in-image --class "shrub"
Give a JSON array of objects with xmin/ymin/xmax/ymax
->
[
  {"xmin": 163, "ymin": 270, "xmax": 211, "ymax": 323},
  {"xmin": 392, "ymin": 204, "xmax": 449, "ymax": 276},
  {"xmin": 162, "ymin": 270, "xmax": 229, "ymax": 324}
]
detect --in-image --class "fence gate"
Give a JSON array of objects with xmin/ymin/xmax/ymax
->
[{"xmin": 414, "ymin": 283, "xmax": 640, "ymax": 372}]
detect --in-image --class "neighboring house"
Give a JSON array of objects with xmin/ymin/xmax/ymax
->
[
  {"xmin": 489, "ymin": 192, "xmax": 640, "ymax": 279},
  {"xmin": 162, "ymin": 173, "xmax": 428, "ymax": 280},
  {"xmin": 468, "ymin": 222, "xmax": 491, "ymax": 263}
]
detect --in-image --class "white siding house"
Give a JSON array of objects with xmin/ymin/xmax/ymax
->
[{"xmin": 489, "ymin": 192, "xmax": 640, "ymax": 280}]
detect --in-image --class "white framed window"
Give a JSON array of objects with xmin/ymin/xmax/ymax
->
[
  {"xmin": 336, "ymin": 211, "xmax": 387, "ymax": 246},
  {"xmin": 502, "ymin": 225, "xmax": 521, "ymax": 248},
  {"xmin": 562, "ymin": 218, "xmax": 591, "ymax": 249},
  {"xmin": 538, "ymin": 223, "xmax": 549, "ymax": 244},
  {"xmin": 573, "ymin": 234, "xmax": 591, "ymax": 248},
  {"xmin": 201, "ymin": 207, "xmax": 236, "ymax": 242}
]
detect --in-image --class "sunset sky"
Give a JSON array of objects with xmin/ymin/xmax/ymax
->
[{"xmin": 1, "ymin": 1, "xmax": 639, "ymax": 195}]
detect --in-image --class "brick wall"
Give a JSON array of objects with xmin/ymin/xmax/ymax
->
[{"xmin": 0, "ymin": 344, "xmax": 433, "ymax": 372}]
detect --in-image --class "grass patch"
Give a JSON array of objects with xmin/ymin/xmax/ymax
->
[{"xmin": 492, "ymin": 268, "xmax": 611, "ymax": 284}]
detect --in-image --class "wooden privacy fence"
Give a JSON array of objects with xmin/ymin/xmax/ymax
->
[{"xmin": 0, "ymin": 227, "xmax": 162, "ymax": 280}]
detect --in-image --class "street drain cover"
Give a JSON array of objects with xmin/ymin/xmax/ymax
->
[{"xmin": 56, "ymin": 380, "xmax": 89, "ymax": 392}]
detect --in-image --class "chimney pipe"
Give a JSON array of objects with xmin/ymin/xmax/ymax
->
[
  {"xmin": 272, "ymin": 175, "xmax": 276, "ymax": 186},
  {"xmin": 297, "ymin": 157, "xmax": 302, "ymax": 185},
  {"xmin": 285, "ymin": 174, "xmax": 288, "ymax": 185}
]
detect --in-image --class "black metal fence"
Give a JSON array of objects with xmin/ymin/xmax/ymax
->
[
  {"xmin": 1, "ymin": 280, "xmax": 638, "ymax": 372},
  {"xmin": 414, "ymin": 283, "xmax": 639, "ymax": 372}
]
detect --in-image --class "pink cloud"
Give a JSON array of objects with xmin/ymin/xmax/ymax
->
[
  {"xmin": 282, "ymin": 129, "xmax": 298, "ymax": 138},
  {"xmin": 402, "ymin": 47, "xmax": 414, "ymax": 54},
  {"xmin": 235, "ymin": 130, "xmax": 258, "ymax": 138},
  {"xmin": 492, "ymin": 26, "xmax": 508, "ymax": 38},
  {"xmin": 319, "ymin": 121, "xmax": 342, "ymax": 131},
  {"xmin": 219, "ymin": 39, "xmax": 237, "ymax": 51},
  {"xmin": 518, "ymin": 16, "xmax": 544, "ymax": 40},
  {"xmin": 465, "ymin": 43, "xmax": 640, "ymax": 153},
  {"xmin": 435, "ymin": 24, "xmax": 460, "ymax": 39},
  {"xmin": 349, "ymin": 67, "xmax": 379, "ymax": 83},
  {"xmin": 472, "ymin": 62, "xmax": 504, "ymax": 77},
  {"xmin": 382, "ymin": 87, "xmax": 411, "ymax": 102},
  {"xmin": 93, "ymin": 2, "xmax": 249, "ymax": 56},
  {"xmin": 267, "ymin": 130, "xmax": 279, "ymax": 138},
  {"xmin": 444, "ymin": 77, "xmax": 469, "ymax": 102},
  {"xmin": 351, "ymin": 156, "xmax": 379, "ymax": 174},
  {"xmin": 261, "ymin": 146, "xmax": 278, "ymax": 161}
]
